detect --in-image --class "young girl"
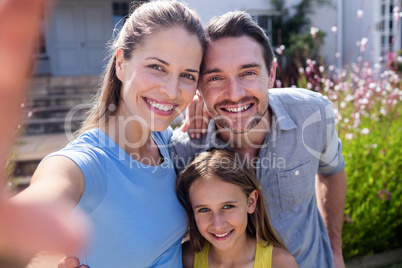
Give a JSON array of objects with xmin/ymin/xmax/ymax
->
[{"xmin": 176, "ymin": 148, "xmax": 299, "ymax": 268}]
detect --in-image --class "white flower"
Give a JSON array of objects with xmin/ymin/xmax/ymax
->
[
  {"xmin": 361, "ymin": 128, "xmax": 370, "ymax": 135},
  {"xmin": 310, "ymin": 27, "xmax": 319, "ymax": 37},
  {"xmin": 357, "ymin": 9, "xmax": 364, "ymax": 19},
  {"xmin": 340, "ymin": 102, "xmax": 346, "ymax": 108},
  {"xmin": 319, "ymin": 66, "xmax": 325, "ymax": 72},
  {"xmin": 331, "ymin": 26, "xmax": 337, "ymax": 33},
  {"xmin": 345, "ymin": 133, "xmax": 353, "ymax": 140}
]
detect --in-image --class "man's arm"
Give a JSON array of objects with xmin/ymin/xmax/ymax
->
[{"xmin": 316, "ymin": 169, "xmax": 347, "ymax": 268}]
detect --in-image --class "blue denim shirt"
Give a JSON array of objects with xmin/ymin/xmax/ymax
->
[{"xmin": 169, "ymin": 88, "xmax": 345, "ymax": 268}]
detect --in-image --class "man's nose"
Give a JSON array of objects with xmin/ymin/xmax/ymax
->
[{"xmin": 225, "ymin": 77, "xmax": 246, "ymax": 102}]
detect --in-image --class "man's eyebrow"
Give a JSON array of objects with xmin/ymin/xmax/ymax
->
[
  {"xmin": 202, "ymin": 68, "xmax": 222, "ymax": 75},
  {"xmin": 185, "ymin": 68, "xmax": 199, "ymax": 74},
  {"xmin": 241, "ymin": 63, "xmax": 261, "ymax": 69}
]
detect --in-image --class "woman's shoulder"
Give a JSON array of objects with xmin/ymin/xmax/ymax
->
[
  {"xmin": 272, "ymin": 246, "xmax": 299, "ymax": 268},
  {"xmin": 182, "ymin": 240, "xmax": 195, "ymax": 268}
]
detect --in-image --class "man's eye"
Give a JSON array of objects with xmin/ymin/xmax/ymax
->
[
  {"xmin": 209, "ymin": 77, "xmax": 219, "ymax": 81},
  {"xmin": 245, "ymin": 71, "xmax": 255, "ymax": 76},
  {"xmin": 223, "ymin": 205, "xmax": 234, "ymax": 209}
]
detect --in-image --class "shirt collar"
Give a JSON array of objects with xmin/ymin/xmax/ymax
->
[{"xmin": 268, "ymin": 91, "xmax": 297, "ymax": 131}]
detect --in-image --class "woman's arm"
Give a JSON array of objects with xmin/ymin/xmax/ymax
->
[{"xmin": 3, "ymin": 156, "xmax": 87, "ymax": 257}]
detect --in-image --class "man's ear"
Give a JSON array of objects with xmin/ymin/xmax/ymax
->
[
  {"xmin": 247, "ymin": 189, "xmax": 259, "ymax": 214},
  {"xmin": 115, "ymin": 48, "xmax": 125, "ymax": 82},
  {"xmin": 268, "ymin": 61, "xmax": 277, "ymax": 89}
]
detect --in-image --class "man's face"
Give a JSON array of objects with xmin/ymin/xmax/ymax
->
[{"xmin": 199, "ymin": 36, "xmax": 275, "ymax": 134}]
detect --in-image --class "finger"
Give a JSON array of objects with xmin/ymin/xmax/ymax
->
[
  {"xmin": 194, "ymin": 99, "xmax": 204, "ymax": 139},
  {"xmin": 57, "ymin": 256, "xmax": 80, "ymax": 268},
  {"xmin": 180, "ymin": 120, "xmax": 189, "ymax": 133},
  {"xmin": 186, "ymin": 97, "xmax": 198, "ymax": 139},
  {"xmin": 201, "ymin": 104, "xmax": 210, "ymax": 134}
]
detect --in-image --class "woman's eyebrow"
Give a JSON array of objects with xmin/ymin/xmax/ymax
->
[
  {"xmin": 146, "ymin": 57, "xmax": 169, "ymax": 65},
  {"xmin": 146, "ymin": 57, "xmax": 199, "ymax": 73}
]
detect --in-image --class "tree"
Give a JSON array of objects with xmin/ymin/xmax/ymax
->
[{"xmin": 270, "ymin": 0, "xmax": 332, "ymax": 88}]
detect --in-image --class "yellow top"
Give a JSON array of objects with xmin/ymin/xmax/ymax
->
[{"xmin": 193, "ymin": 241, "xmax": 273, "ymax": 268}]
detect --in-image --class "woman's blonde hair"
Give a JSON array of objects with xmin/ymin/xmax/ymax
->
[
  {"xmin": 176, "ymin": 148, "xmax": 287, "ymax": 252},
  {"xmin": 77, "ymin": 0, "xmax": 205, "ymax": 135}
]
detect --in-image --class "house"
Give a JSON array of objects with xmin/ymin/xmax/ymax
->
[{"xmin": 32, "ymin": 0, "xmax": 401, "ymax": 76}]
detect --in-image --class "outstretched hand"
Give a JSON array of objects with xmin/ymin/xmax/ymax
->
[
  {"xmin": 181, "ymin": 90, "xmax": 210, "ymax": 138},
  {"xmin": 0, "ymin": 0, "xmax": 87, "ymax": 263}
]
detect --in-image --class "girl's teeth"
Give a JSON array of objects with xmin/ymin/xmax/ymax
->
[
  {"xmin": 146, "ymin": 99, "xmax": 174, "ymax": 111},
  {"xmin": 225, "ymin": 104, "xmax": 252, "ymax": 112},
  {"xmin": 215, "ymin": 231, "xmax": 230, "ymax": 238}
]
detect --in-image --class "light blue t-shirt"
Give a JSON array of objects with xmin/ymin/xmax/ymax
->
[
  {"xmin": 170, "ymin": 88, "xmax": 345, "ymax": 268},
  {"xmin": 46, "ymin": 127, "xmax": 187, "ymax": 267}
]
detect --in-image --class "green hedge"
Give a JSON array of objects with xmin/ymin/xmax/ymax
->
[{"xmin": 296, "ymin": 59, "xmax": 402, "ymax": 259}]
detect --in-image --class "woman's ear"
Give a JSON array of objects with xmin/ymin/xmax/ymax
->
[
  {"xmin": 115, "ymin": 48, "xmax": 125, "ymax": 82},
  {"xmin": 247, "ymin": 189, "xmax": 259, "ymax": 214}
]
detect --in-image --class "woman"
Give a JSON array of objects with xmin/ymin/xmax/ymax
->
[{"xmin": 12, "ymin": 1, "xmax": 205, "ymax": 267}]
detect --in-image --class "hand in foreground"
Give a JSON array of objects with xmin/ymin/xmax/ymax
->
[
  {"xmin": 0, "ymin": 0, "xmax": 88, "ymax": 262},
  {"xmin": 181, "ymin": 90, "xmax": 209, "ymax": 139},
  {"xmin": 58, "ymin": 256, "xmax": 88, "ymax": 268}
]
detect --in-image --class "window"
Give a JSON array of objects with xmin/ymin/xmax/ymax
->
[
  {"xmin": 378, "ymin": 0, "xmax": 400, "ymax": 56},
  {"xmin": 34, "ymin": 4, "xmax": 47, "ymax": 57},
  {"xmin": 251, "ymin": 14, "xmax": 278, "ymax": 46}
]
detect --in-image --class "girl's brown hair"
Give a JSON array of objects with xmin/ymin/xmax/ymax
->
[
  {"xmin": 176, "ymin": 148, "xmax": 287, "ymax": 252},
  {"xmin": 77, "ymin": 0, "xmax": 205, "ymax": 135}
]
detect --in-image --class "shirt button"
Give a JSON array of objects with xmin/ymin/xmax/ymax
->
[{"xmin": 295, "ymin": 170, "xmax": 300, "ymax": 176}]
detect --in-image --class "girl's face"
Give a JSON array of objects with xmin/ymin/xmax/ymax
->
[
  {"xmin": 115, "ymin": 26, "xmax": 203, "ymax": 132},
  {"xmin": 189, "ymin": 176, "xmax": 258, "ymax": 252}
]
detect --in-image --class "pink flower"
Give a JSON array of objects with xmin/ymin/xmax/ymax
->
[{"xmin": 357, "ymin": 9, "xmax": 364, "ymax": 19}]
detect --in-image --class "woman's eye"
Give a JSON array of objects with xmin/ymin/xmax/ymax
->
[
  {"xmin": 182, "ymin": 73, "xmax": 196, "ymax": 81},
  {"xmin": 149, "ymin": 64, "xmax": 163, "ymax": 71}
]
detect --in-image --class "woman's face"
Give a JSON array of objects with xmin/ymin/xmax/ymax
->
[{"xmin": 116, "ymin": 26, "xmax": 203, "ymax": 132}]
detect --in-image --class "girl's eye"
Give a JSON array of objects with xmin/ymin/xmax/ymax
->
[
  {"xmin": 182, "ymin": 73, "xmax": 196, "ymax": 81},
  {"xmin": 198, "ymin": 208, "xmax": 210, "ymax": 213},
  {"xmin": 149, "ymin": 64, "xmax": 163, "ymax": 71}
]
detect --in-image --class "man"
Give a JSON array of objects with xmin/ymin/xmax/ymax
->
[
  {"xmin": 60, "ymin": 11, "xmax": 346, "ymax": 268},
  {"xmin": 171, "ymin": 11, "xmax": 346, "ymax": 268}
]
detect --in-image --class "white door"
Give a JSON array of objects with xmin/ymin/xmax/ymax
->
[{"xmin": 50, "ymin": 1, "xmax": 112, "ymax": 75}]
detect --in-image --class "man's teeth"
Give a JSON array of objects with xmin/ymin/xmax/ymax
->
[
  {"xmin": 215, "ymin": 231, "xmax": 230, "ymax": 238},
  {"xmin": 224, "ymin": 104, "xmax": 252, "ymax": 113},
  {"xmin": 147, "ymin": 99, "xmax": 174, "ymax": 111}
]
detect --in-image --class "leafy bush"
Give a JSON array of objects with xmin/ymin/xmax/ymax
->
[{"xmin": 288, "ymin": 54, "xmax": 402, "ymax": 259}]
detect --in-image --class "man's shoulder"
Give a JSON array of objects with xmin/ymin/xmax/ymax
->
[{"xmin": 269, "ymin": 87, "xmax": 331, "ymax": 106}]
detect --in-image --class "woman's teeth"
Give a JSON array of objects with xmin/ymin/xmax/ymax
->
[
  {"xmin": 224, "ymin": 104, "xmax": 252, "ymax": 113},
  {"xmin": 146, "ymin": 99, "xmax": 174, "ymax": 111}
]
